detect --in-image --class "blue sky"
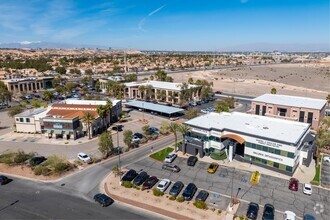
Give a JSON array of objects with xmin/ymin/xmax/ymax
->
[{"xmin": 0, "ymin": 0, "xmax": 329, "ymax": 51}]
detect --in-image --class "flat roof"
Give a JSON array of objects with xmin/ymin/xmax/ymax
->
[
  {"xmin": 124, "ymin": 80, "xmax": 198, "ymax": 91},
  {"xmin": 63, "ymin": 99, "xmax": 121, "ymax": 106},
  {"xmin": 252, "ymin": 94, "xmax": 326, "ymax": 110},
  {"xmin": 124, "ymin": 100, "xmax": 184, "ymax": 115},
  {"xmin": 15, "ymin": 108, "xmax": 48, "ymax": 117},
  {"xmin": 184, "ymin": 112, "xmax": 310, "ymax": 145},
  {"xmin": 2, "ymin": 77, "xmax": 53, "ymax": 83}
]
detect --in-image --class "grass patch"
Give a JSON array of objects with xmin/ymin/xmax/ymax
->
[
  {"xmin": 210, "ymin": 151, "xmax": 227, "ymax": 160},
  {"xmin": 311, "ymin": 164, "xmax": 321, "ymax": 185},
  {"xmin": 150, "ymin": 147, "xmax": 174, "ymax": 161}
]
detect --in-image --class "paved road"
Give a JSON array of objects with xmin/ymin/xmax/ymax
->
[{"xmin": 129, "ymin": 156, "xmax": 329, "ymax": 220}]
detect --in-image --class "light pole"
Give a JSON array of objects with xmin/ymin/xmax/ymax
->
[{"xmin": 117, "ymin": 124, "xmax": 121, "ymax": 181}]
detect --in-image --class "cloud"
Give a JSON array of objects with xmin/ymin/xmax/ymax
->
[{"xmin": 138, "ymin": 4, "xmax": 167, "ymax": 31}]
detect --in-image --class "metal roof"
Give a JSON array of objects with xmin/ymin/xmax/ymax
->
[
  {"xmin": 124, "ymin": 80, "xmax": 198, "ymax": 91},
  {"xmin": 124, "ymin": 100, "xmax": 184, "ymax": 115},
  {"xmin": 15, "ymin": 108, "xmax": 48, "ymax": 117}
]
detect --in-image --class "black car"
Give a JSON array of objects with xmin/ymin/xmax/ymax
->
[
  {"xmin": 133, "ymin": 133, "xmax": 144, "ymax": 139},
  {"xmin": 0, "ymin": 175, "xmax": 10, "ymax": 185},
  {"xmin": 121, "ymin": 169, "xmax": 137, "ymax": 182},
  {"xmin": 169, "ymin": 181, "xmax": 184, "ymax": 197},
  {"xmin": 303, "ymin": 214, "xmax": 315, "ymax": 220},
  {"xmin": 93, "ymin": 193, "xmax": 114, "ymax": 207},
  {"xmin": 112, "ymin": 125, "xmax": 124, "ymax": 132},
  {"xmin": 133, "ymin": 171, "xmax": 149, "ymax": 186},
  {"xmin": 187, "ymin": 156, "xmax": 198, "ymax": 166},
  {"xmin": 195, "ymin": 190, "xmax": 209, "ymax": 202},
  {"xmin": 246, "ymin": 202, "xmax": 259, "ymax": 220},
  {"xmin": 262, "ymin": 203, "xmax": 275, "ymax": 220},
  {"xmin": 182, "ymin": 183, "xmax": 197, "ymax": 201},
  {"xmin": 29, "ymin": 156, "xmax": 47, "ymax": 166}
]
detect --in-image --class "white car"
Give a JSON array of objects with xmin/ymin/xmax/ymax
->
[
  {"xmin": 164, "ymin": 152, "xmax": 177, "ymax": 163},
  {"xmin": 77, "ymin": 152, "xmax": 91, "ymax": 163},
  {"xmin": 303, "ymin": 183, "xmax": 312, "ymax": 195},
  {"xmin": 284, "ymin": 211, "xmax": 296, "ymax": 220},
  {"xmin": 323, "ymin": 156, "xmax": 330, "ymax": 163},
  {"xmin": 156, "ymin": 179, "xmax": 171, "ymax": 192}
]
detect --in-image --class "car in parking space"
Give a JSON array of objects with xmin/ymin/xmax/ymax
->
[
  {"xmin": 112, "ymin": 125, "xmax": 124, "ymax": 132},
  {"xmin": 246, "ymin": 202, "xmax": 259, "ymax": 220},
  {"xmin": 303, "ymin": 214, "xmax": 315, "ymax": 220},
  {"xmin": 164, "ymin": 152, "xmax": 177, "ymax": 163},
  {"xmin": 262, "ymin": 203, "xmax": 275, "ymax": 220},
  {"xmin": 121, "ymin": 169, "xmax": 138, "ymax": 182},
  {"xmin": 324, "ymin": 156, "xmax": 330, "ymax": 163},
  {"xmin": 162, "ymin": 163, "xmax": 181, "ymax": 172},
  {"xmin": 169, "ymin": 181, "xmax": 184, "ymax": 197},
  {"xmin": 187, "ymin": 156, "xmax": 198, "ymax": 166},
  {"xmin": 77, "ymin": 152, "xmax": 91, "ymax": 163},
  {"xmin": 133, "ymin": 172, "xmax": 149, "ymax": 186},
  {"xmin": 182, "ymin": 183, "xmax": 197, "ymax": 201},
  {"xmin": 93, "ymin": 193, "xmax": 114, "ymax": 207},
  {"xmin": 207, "ymin": 162, "xmax": 219, "ymax": 173},
  {"xmin": 142, "ymin": 176, "xmax": 159, "ymax": 190},
  {"xmin": 195, "ymin": 190, "xmax": 209, "ymax": 202},
  {"xmin": 29, "ymin": 156, "xmax": 47, "ymax": 166},
  {"xmin": 302, "ymin": 183, "xmax": 312, "ymax": 195},
  {"xmin": 284, "ymin": 211, "xmax": 296, "ymax": 220},
  {"xmin": 288, "ymin": 178, "xmax": 299, "ymax": 191},
  {"xmin": 0, "ymin": 175, "xmax": 11, "ymax": 185},
  {"xmin": 133, "ymin": 133, "xmax": 143, "ymax": 139},
  {"xmin": 132, "ymin": 133, "xmax": 144, "ymax": 142},
  {"xmin": 149, "ymin": 127, "xmax": 159, "ymax": 134},
  {"xmin": 215, "ymin": 91, "xmax": 222, "ymax": 94},
  {"xmin": 156, "ymin": 179, "xmax": 171, "ymax": 192}
]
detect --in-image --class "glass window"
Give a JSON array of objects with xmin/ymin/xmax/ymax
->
[
  {"xmin": 288, "ymin": 152, "xmax": 295, "ymax": 159},
  {"xmin": 245, "ymin": 155, "xmax": 251, "ymax": 160},
  {"xmin": 262, "ymin": 146, "xmax": 268, "ymax": 152},
  {"xmin": 256, "ymin": 145, "xmax": 262, "ymax": 150},
  {"xmin": 274, "ymin": 149, "xmax": 281, "ymax": 155},
  {"xmin": 280, "ymin": 151, "xmax": 287, "ymax": 157},
  {"xmin": 19, "ymin": 118, "xmax": 24, "ymax": 122},
  {"xmin": 267, "ymin": 160, "xmax": 274, "ymax": 167},
  {"xmin": 246, "ymin": 142, "xmax": 251, "ymax": 147},
  {"xmin": 279, "ymin": 164, "xmax": 286, "ymax": 170},
  {"xmin": 261, "ymin": 159, "xmax": 267, "ymax": 164},
  {"xmin": 255, "ymin": 157, "xmax": 261, "ymax": 162},
  {"xmin": 251, "ymin": 144, "xmax": 256, "ymax": 149},
  {"xmin": 268, "ymin": 148, "xmax": 275, "ymax": 154},
  {"xmin": 273, "ymin": 162, "xmax": 279, "ymax": 168},
  {"xmin": 26, "ymin": 118, "xmax": 30, "ymax": 123},
  {"xmin": 286, "ymin": 166, "xmax": 293, "ymax": 172}
]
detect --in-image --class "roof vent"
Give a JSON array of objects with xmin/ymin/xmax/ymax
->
[{"xmin": 263, "ymin": 126, "xmax": 269, "ymax": 129}]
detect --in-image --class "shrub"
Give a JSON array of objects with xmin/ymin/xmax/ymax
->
[
  {"xmin": 169, "ymin": 196, "xmax": 176, "ymax": 200},
  {"xmin": 153, "ymin": 188, "xmax": 164, "ymax": 197},
  {"xmin": 193, "ymin": 200, "xmax": 208, "ymax": 209},
  {"xmin": 13, "ymin": 150, "xmax": 35, "ymax": 164},
  {"xmin": 176, "ymin": 196, "xmax": 185, "ymax": 202},
  {"xmin": 121, "ymin": 181, "xmax": 134, "ymax": 188},
  {"xmin": 0, "ymin": 151, "xmax": 15, "ymax": 164},
  {"xmin": 34, "ymin": 166, "xmax": 50, "ymax": 176},
  {"xmin": 54, "ymin": 162, "xmax": 71, "ymax": 173}
]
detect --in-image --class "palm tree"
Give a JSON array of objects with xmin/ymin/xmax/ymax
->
[
  {"xmin": 43, "ymin": 90, "xmax": 54, "ymax": 103},
  {"xmin": 138, "ymin": 85, "xmax": 146, "ymax": 100},
  {"xmin": 82, "ymin": 112, "xmax": 96, "ymax": 139},
  {"xmin": 96, "ymin": 105, "xmax": 108, "ymax": 131},
  {"xmin": 322, "ymin": 117, "xmax": 330, "ymax": 130},
  {"xmin": 178, "ymin": 124, "xmax": 190, "ymax": 154},
  {"xmin": 169, "ymin": 122, "xmax": 179, "ymax": 151},
  {"xmin": 145, "ymin": 85, "xmax": 153, "ymax": 100},
  {"xmin": 326, "ymin": 94, "xmax": 330, "ymax": 107},
  {"xmin": 215, "ymin": 101, "xmax": 230, "ymax": 113},
  {"xmin": 270, "ymin": 88, "xmax": 277, "ymax": 94},
  {"xmin": 106, "ymin": 99, "xmax": 113, "ymax": 127}
]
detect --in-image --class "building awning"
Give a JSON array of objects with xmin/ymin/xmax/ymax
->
[
  {"xmin": 221, "ymin": 134, "xmax": 245, "ymax": 144},
  {"xmin": 54, "ymin": 130, "xmax": 63, "ymax": 135}
]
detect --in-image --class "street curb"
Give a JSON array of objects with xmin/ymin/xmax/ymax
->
[{"xmin": 103, "ymin": 180, "xmax": 192, "ymax": 220}]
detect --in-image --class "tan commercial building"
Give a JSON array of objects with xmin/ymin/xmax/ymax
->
[
  {"xmin": 15, "ymin": 108, "xmax": 49, "ymax": 133},
  {"xmin": 1, "ymin": 77, "xmax": 54, "ymax": 95},
  {"xmin": 124, "ymin": 80, "xmax": 200, "ymax": 106},
  {"xmin": 251, "ymin": 94, "xmax": 327, "ymax": 130}
]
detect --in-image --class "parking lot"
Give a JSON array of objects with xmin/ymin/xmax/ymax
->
[{"xmin": 126, "ymin": 156, "xmax": 329, "ymax": 220}]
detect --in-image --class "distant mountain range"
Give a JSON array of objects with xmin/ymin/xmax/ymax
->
[{"xmin": 0, "ymin": 41, "xmax": 110, "ymax": 49}]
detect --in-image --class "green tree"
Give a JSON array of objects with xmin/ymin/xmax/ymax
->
[
  {"xmin": 65, "ymin": 82, "xmax": 77, "ymax": 92},
  {"xmin": 149, "ymin": 75, "xmax": 154, "ymax": 80},
  {"xmin": 271, "ymin": 88, "xmax": 277, "ymax": 94},
  {"xmin": 0, "ymin": 81, "xmax": 12, "ymax": 105},
  {"xmin": 98, "ymin": 131, "xmax": 114, "ymax": 158},
  {"xmin": 20, "ymin": 101, "xmax": 28, "ymax": 107},
  {"xmin": 142, "ymin": 125, "xmax": 151, "ymax": 136},
  {"xmin": 188, "ymin": 78, "xmax": 194, "ymax": 84},
  {"xmin": 8, "ymin": 105, "xmax": 23, "ymax": 117},
  {"xmin": 314, "ymin": 127, "xmax": 330, "ymax": 165},
  {"xmin": 184, "ymin": 109, "xmax": 198, "ymax": 119},
  {"xmin": 85, "ymin": 69, "xmax": 93, "ymax": 75},
  {"xmin": 160, "ymin": 121, "xmax": 170, "ymax": 135},
  {"xmin": 82, "ymin": 112, "xmax": 96, "ymax": 139},
  {"xmin": 123, "ymin": 130, "xmax": 133, "ymax": 148},
  {"xmin": 154, "ymin": 70, "xmax": 167, "ymax": 81},
  {"xmin": 97, "ymin": 104, "xmax": 110, "ymax": 131},
  {"xmin": 55, "ymin": 85, "xmax": 63, "ymax": 94},
  {"xmin": 326, "ymin": 94, "xmax": 330, "ymax": 107},
  {"xmin": 81, "ymin": 76, "xmax": 89, "ymax": 84},
  {"xmin": 43, "ymin": 90, "xmax": 54, "ymax": 103},
  {"xmin": 55, "ymin": 66, "xmax": 66, "ymax": 75},
  {"xmin": 169, "ymin": 122, "xmax": 179, "ymax": 151},
  {"xmin": 177, "ymin": 124, "xmax": 190, "ymax": 154},
  {"xmin": 215, "ymin": 101, "xmax": 230, "ymax": 113}
]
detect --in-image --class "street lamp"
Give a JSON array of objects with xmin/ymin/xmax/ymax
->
[
  {"xmin": 235, "ymin": 187, "xmax": 241, "ymax": 199},
  {"xmin": 117, "ymin": 124, "xmax": 121, "ymax": 181}
]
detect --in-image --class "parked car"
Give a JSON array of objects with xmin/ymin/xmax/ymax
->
[
  {"xmin": 164, "ymin": 152, "xmax": 177, "ymax": 163},
  {"xmin": 133, "ymin": 172, "xmax": 149, "ymax": 186},
  {"xmin": 289, "ymin": 178, "xmax": 299, "ymax": 191},
  {"xmin": 142, "ymin": 176, "xmax": 159, "ymax": 190},
  {"xmin": 302, "ymin": 183, "xmax": 312, "ymax": 195},
  {"xmin": 262, "ymin": 203, "xmax": 275, "ymax": 220},
  {"xmin": 215, "ymin": 91, "xmax": 222, "ymax": 94},
  {"xmin": 132, "ymin": 136, "xmax": 141, "ymax": 143},
  {"xmin": 246, "ymin": 202, "xmax": 259, "ymax": 220},
  {"xmin": 121, "ymin": 169, "xmax": 137, "ymax": 182},
  {"xmin": 169, "ymin": 181, "xmax": 184, "ymax": 197},
  {"xmin": 207, "ymin": 162, "xmax": 219, "ymax": 173},
  {"xmin": 162, "ymin": 163, "xmax": 181, "ymax": 172},
  {"xmin": 182, "ymin": 183, "xmax": 197, "ymax": 201},
  {"xmin": 77, "ymin": 152, "xmax": 91, "ymax": 163},
  {"xmin": 323, "ymin": 156, "xmax": 330, "ymax": 163},
  {"xmin": 187, "ymin": 156, "xmax": 198, "ymax": 166},
  {"xmin": 133, "ymin": 133, "xmax": 143, "ymax": 139},
  {"xmin": 112, "ymin": 125, "xmax": 124, "ymax": 132},
  {"xmin": 0, "ymin": 175, "xmax": 10, "ymax": 185},
  {"xmin": 284, "ymin": 211, "xmax": 296, "ymax": 220},
  {"xmin": 93, "ymin": 193, "xmax": 114, "ymax": 207},
  {"xmin": 303, "ymin": 214, "xmax": 315, "ymax": 220},
  {"xmin": 29, "ymin": 156, "xmax": 47, "ymax": 166},
  {"xmin": 149, "ymin": 127, "xmax": 159, "ymax": 134},
  {"xmin": 156, "ymin": 179, "xmax": 171, "ymax": 192},
  {"xmin": 195, "ymin": 190, "xmax": 209, "ymax": 202}
]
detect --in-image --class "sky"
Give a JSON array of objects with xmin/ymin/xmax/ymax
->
[{"xmin": 0, "ymin": 0, "xmax": 329, "ymax": 51}]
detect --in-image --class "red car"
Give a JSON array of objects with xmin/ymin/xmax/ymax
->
[
  {"xmin": 142, "ymin": 176, "xmax": 159, "ymax": 190},
  {"xmin": 289, "ymin": 178, "xmax": 299, "ymax": 191}
]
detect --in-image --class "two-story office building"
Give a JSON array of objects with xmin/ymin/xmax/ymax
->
[
  {"xmin": 251, "ymin": 94, "xmax": 327, "ymax": 130},
  {"xmin": 1, "ymin": 77, "xmax": 54, "ymax": 95},
  {"xmin": 183, "ymin": 112, "xmax": 313, "ymax": 175}
]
